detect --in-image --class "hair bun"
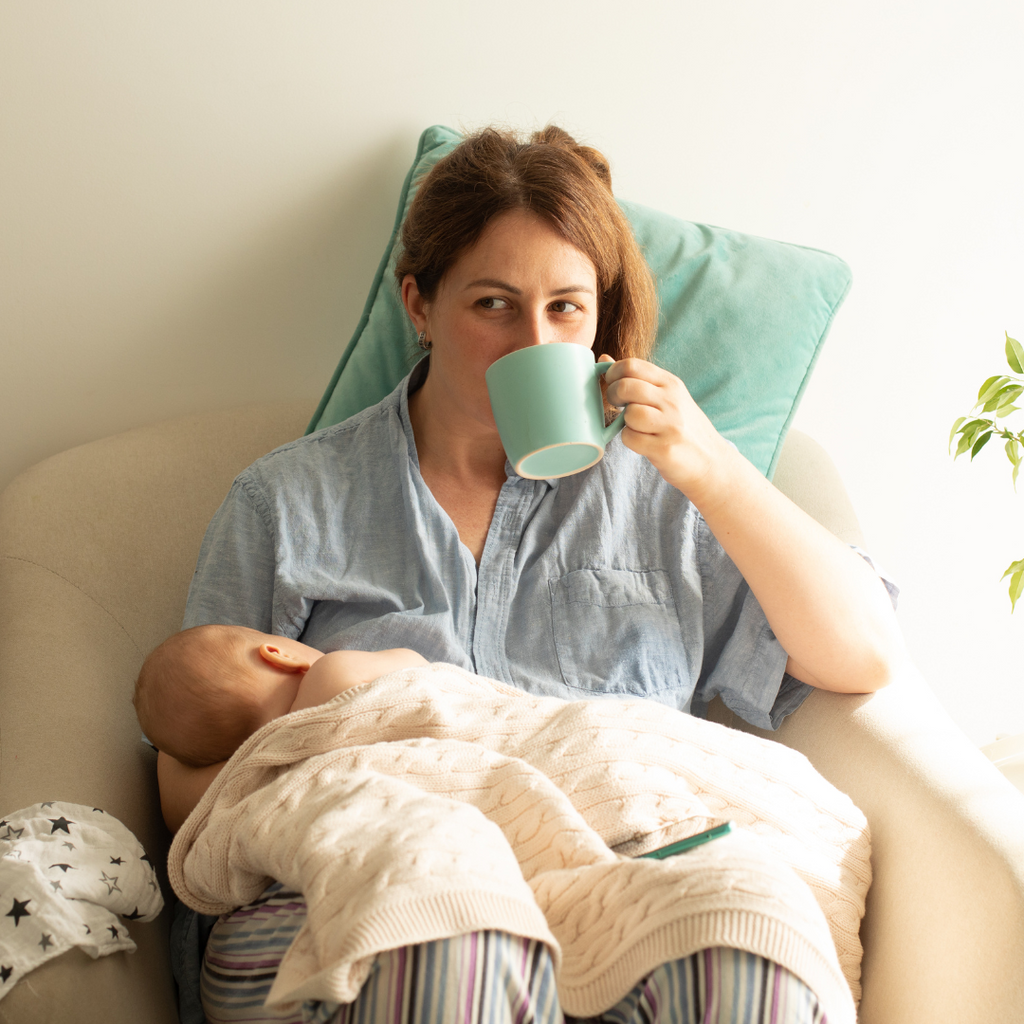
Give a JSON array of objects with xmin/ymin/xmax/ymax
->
[{"xmin": 531, "ymin": 125, "xmax": 612, "ymax": 189}]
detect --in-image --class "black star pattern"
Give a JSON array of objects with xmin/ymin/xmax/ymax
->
[
  {"xmin": 92, "ymin": 808, "xmax": 105, "ymax": 814},
  {"xmin": 0, "ymin": 820, "xmax": 7, "ymax": 828},
  {"xmin": 40, "ymin": 802, "xmax": 54, "ymax": 809},
  {"xmin": 109, "ymin": 856, "xmax": 124, "ymax": 865},
  {"xmin": 108, "ymin": 925, "xmax": 119, "ymax": 940},
  {"xmin": 83, "ymin": 924, "xmax": 91, "ymax": 934},
  {"xmin": 140, "ymin": 853, "xmax": 153, "ymax": 866},
  {"xmin": 0, "ymin": 965, "xmax": 12, "ymax": 983},
  {"xmin": 6, "ymin": 898, "xmax": 30, "ymax": 927},
  {"xmin": 123, "ymin": 907, "xmax": 143, "ymax": 920},
  {"xmin": 38, "ymin": 933, "xmax": 53, "ymax": 951},
  {"xmin": 99, "ymin": 871, "xmax": 122, "ymax": 895},
  {"xmin": 49, "ymin": 863, "xmax": 74, "ymax": 873},
  {"xmin": 61, "ymin": 841, "xmax": 75, "ymax": 851},
  {"xmin": 48, "ymin": 816, "xmax": 74, "ymax": 834},
  {"xmin": 50, "ymin": 880, "xmax": 63, "ymax": 893},
  {"xmin": 1, "ymin": 826, "xmax": 24, "ymax": 841}
]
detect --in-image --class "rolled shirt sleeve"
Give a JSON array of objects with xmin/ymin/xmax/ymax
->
[{"xmin": 183, "ymin": 475, "xmax": 279, "ymax": 634}]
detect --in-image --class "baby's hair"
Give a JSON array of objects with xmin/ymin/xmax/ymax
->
[{"xmin": 134, "ymin": 624, "xmax": 267, "ymax": 767}]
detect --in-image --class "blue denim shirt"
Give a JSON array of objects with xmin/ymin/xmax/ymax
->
[{"xmin": 183, "ymin": 362, "xmax": 810, "ymax": 730}]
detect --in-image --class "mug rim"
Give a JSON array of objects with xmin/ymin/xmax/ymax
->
[
  {"xmin": 485, "ymin": 341, "xmax": 597, "ymax": 379},
  {"xmin": 515, "ymin": 440, "xmax": 605, "ymax": 480}
]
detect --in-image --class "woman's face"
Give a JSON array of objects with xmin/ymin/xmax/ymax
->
[{"xmin": 402, "ymin": 209, "xmax": 599, "ymax": 429}]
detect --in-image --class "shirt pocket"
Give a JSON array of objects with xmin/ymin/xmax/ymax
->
[{"xmin": 548, "ymin": 568, "xmax": 689, "ymax": 696}]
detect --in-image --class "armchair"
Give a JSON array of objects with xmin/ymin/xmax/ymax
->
[{"xmin": 1, "ymin": 403, "xmax": 1022, "ymax": 1023}]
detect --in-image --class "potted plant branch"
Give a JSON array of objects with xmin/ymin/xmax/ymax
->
[{"xmin": 950, "ymin": 332, "xmax": 1024, "ymax": 609}]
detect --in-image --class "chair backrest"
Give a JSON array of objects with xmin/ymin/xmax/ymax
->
[{"xmin": 0, "ymin": 401, "xmax": 309, "ymax": 1024}]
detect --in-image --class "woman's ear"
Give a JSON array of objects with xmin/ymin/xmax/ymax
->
[
  {"xmin": 401, "ymin": 274, "xmax": 429, "ymax": 334},
  {"xmin": 258, "ymin": 643, "xmax": 312, "ymax": 673}
]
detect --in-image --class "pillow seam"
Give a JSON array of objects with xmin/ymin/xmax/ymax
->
[{"xmin": 765, "ymin": 264, "xmax": 853, "ymax": 480}]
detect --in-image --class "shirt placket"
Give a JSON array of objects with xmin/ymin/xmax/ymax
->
[{"xmin": 471, "ymin": 473, "xmax": 543, "ymax": 683}]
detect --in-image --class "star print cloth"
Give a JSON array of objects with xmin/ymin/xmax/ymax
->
[{"xmin": 0, "ymin": 802, "xmax": 163, "ymax": 1000}]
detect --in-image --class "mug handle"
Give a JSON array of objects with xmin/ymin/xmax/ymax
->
[{"xmin": 595, "ymin": 361, "xmax": 626, "ymax": 445}]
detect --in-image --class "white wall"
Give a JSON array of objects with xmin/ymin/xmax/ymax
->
[{"xmin": 3, "ymin": 1, "xmax": 1022, "ymax": 745}]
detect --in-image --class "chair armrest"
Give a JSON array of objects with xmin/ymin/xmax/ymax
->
[
  {"xmin": 710, "ymin": 671, "xmax": 1024, "ymax": 1023},
  {"xmin": 748, "ymin": 429, "xmax": 1024, "ymax": 1021},
  {"xmin": 772, "ymin": 670, "xmax": 1024, "ymax": 1023},
  {"xmin": 0, "ymin": 400, "xmax": 312, "ymax": 1023}
]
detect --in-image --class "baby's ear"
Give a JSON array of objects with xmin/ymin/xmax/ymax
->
[{"xmin": 258, "ymin": 642, "xmax": 312, "ymax": 673}]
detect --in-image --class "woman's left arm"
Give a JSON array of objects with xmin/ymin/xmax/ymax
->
[{"xmin": 603, "ymin": 357, "xmax": 907, "ymax": 694}]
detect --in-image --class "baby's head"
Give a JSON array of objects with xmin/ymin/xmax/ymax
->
[{"xmin": 134, "ymin": 624, "xmax": 319, "ymax": 768}]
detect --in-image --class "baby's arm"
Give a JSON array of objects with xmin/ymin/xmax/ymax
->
[
  {"xmin": 289, "ymin": 648, "xmax": 427, "ymax": 713},
  {"xmin": 157, "ymin": 753, "xmax": 226, "ymax": 833}
]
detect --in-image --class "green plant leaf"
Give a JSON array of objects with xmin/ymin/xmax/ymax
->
[
  {"xmin": 956, "ymin": 426, "xmax": 982, "ymax": 458},
  {"xmin": 950, "ymin": 416, "xmax": 967, "ymax": 450},
  {"xmin": 1006, "ymin": 439, "xmax": 1021, "ymax": 490},
  {"xmin": 955, "ymin": 430, "xmax": 977, "ymax": 458},
  {"xmin": 1007, "ymin": 333, "xmax": 1024, "ymax": 374},
  {"xmin": 971, "ymin": 430, "xmax": 993, "ymax": 459},
  {"xmin": 964, "ymin": 418, "xmax": 995, "ymax": 448},
  {"xmin": 964, "ymin": 417, "xmax": 994, "ymax": 437},
  {"xmin": 977, "ymin": 375, "xmax": 1011, "ymax": 406},
  {"xmin": 952, "ymin": 414, "xmax": 1010, "ymax": 459},
  {"xmin": 985, "ymin": 385, "xmax": 1024, "ymax": 414},
  {"xmin": 1011, "ymin": 571, "xmax": 1024, "ymax": 612},
  {"xmin": 1004, "ymin": 562, "xmax": 1024, "ymax": 612}
]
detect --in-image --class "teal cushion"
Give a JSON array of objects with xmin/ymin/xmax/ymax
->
[{"xmin": 307, "ymin": 125, "xmax": 851, "ymax": 479}]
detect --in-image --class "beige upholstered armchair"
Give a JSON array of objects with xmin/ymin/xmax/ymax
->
[{"xmin": 1, "ymin": 404, "xmax": 1023, "ymax": 1023}]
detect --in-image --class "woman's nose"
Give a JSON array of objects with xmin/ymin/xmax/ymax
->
[{"xmin": 517, "ymin": 309, "xmax": 552, "ymax": 349}]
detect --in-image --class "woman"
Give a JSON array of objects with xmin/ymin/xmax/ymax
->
[{"xmin": 161, "ymin": 126, "xmax": 905, "ymax": 1024}]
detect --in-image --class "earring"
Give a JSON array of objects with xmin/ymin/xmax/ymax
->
[{"xmin": 417, "ymin": 330, "xmax": 431, "ymax": 351}]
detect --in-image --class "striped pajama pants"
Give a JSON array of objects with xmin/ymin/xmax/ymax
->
[{"xmin": 201, "ymin": 885, "xmax": 827, "ymax": 1024}]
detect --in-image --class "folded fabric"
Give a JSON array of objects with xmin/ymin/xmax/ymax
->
[
  {"xmin": 170, "ymin": 665, "xmax": 868, "ymax": 1023},
  {"xmin": 0, "ymin": 801, "xmax": 163, "ymax": 1000}
]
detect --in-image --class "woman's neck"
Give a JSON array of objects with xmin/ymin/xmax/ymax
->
[
  {"xmin": 408, "ymin": 377, "xmax": 510, "ymax": 563},
  {"xmin": 408, "ymin": 375, "xmax": 508, "ymax": 491}
]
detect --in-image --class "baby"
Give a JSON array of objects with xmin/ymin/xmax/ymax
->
[{"xmin": 134, "ymin": 624, "xmax": 427, "ymax": 768}]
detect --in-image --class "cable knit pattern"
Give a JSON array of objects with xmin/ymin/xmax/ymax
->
[{"xmin": 169, "ymin": 664, "xmax": 868, "ymax": 1023}]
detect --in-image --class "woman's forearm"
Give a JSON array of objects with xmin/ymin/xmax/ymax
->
[
  {"xmin": 693, "ymin": 445, "xmax": 906, "ymax": 693},
  {"xmin": 157, "ymin": 751, "xmax": 225, "ymax": 834},
  {"xmin": 603, "ymin": 358, "xmax": 906, "ymax": 695}
]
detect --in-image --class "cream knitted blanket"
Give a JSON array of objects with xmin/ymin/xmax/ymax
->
[{"xmin": 169, "ymin": 664, "xmax": 869, "ymax": 1023}]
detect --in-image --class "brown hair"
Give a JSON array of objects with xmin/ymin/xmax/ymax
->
[
  {"xmin": 394, "ymin": 125, "xmax": 658, "ymax": 361},
  {"xmin": 133, "ymin": 624, "xmax": 266, "ymax": 767}
]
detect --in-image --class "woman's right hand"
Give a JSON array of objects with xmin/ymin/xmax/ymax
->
[
  {"xmin": 157, "ymin": 751, "xmax": 226, "ymax": 834},
  {"xmin": 600, "ymin": 356, "xmax": 735, "ymax": 507}
]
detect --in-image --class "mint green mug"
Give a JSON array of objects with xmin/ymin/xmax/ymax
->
[{"xmin": 485, "ymin": 343, "xmax": 626, "ymax": 479}]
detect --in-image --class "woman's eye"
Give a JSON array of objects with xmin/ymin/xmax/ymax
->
[
  {"xmin": 478, "ymin": 296, "xmax": 510, "ymax": 310},
  {"xmin": 550, "ymin": 300, "xmax": 581, "ymax": 313}
]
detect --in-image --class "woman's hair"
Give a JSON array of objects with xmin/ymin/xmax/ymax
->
[
  {"xmin": 394, "ymin": 125, "xmax": 658, "ymax": 361},
  {"xmin": 133, "ymin": 624, "xmax": 266, "ymax": 768}
]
